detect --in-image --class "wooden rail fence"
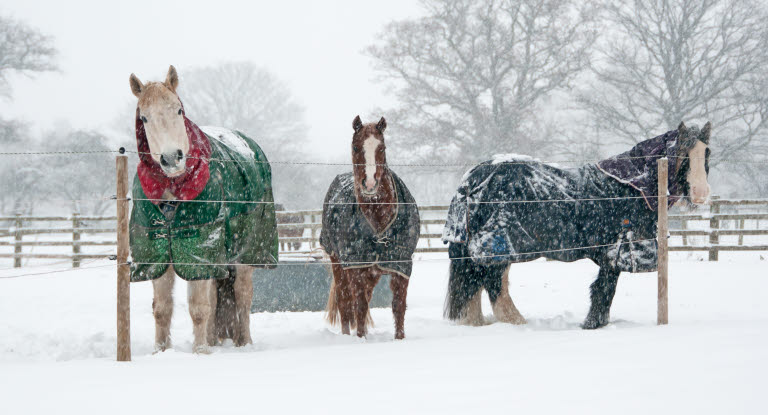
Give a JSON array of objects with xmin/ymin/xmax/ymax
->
[{"xmin": 2, "ymin": 197, "xmax": 767, "ymax": 268}]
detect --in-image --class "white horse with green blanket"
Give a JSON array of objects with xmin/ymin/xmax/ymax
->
[{"xmin": 128, "ymin": 66, "xmax": 278, "ymax": 353}]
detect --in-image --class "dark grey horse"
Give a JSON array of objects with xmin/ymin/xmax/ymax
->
[{"xmin": 443, "ymin": 122, "xmax": 712, "ymax": 329}]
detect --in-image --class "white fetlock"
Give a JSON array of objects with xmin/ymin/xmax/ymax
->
[{"xmin": 193, "ymin": 344, "xmax": 211, "ymax": 355}]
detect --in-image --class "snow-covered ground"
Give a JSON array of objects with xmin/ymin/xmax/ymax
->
[{"xmin": 1, "ymin": 255, "xmax": 765, "ymax": 414}]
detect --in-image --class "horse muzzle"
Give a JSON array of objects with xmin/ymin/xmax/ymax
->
[
  {"xmin": 690, "ymin": 183, "xmax": 711, "ymax": 205},
  {"xmin": 160, "ymin": 150, "xmax": 186, "ymax": 177}
]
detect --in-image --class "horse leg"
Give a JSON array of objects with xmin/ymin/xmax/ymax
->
[
  {"xmin": 233, "ymin": 265, "xmax": 254, "ymax": 346},
  {"xmin": 445, "ymin": 242, "xmax": 485, "ymax": 324},
  {"xmin": 206, "ymin": 279, "xmax": 217, "ymax": 347},
  {"xmin": 351, "ymin": 268, "xmax": 371, "ymax": 338},
  {"xmin": 460, "ymin": 290, "xmax": 484, "ymax": 326},
  {"xmin": 390, "ymin": 274, "xmax": 409, "ymax": 339},
  {"xmin": 152, "ymin": 267, "xmax": 175, "ymax": 352},
  {"xmin": 188, "ymin": 278, "xmax": 215, "ymax": 353},
  {"xmin": 583, "ymin": 266, "xmax": 621, "ymax": 329},
  {"xmin": 491, "ymin": 265, "xmax": 526, "ymax": 325}
]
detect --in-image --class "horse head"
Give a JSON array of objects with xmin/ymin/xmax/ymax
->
[
  {"xmin": 351, "ymin": 115, "xmax": 388, "ymax": 197},
  {"xmin": 129, "ymin": 66, "xmax": 188, "ymax": 178},
  {"xmin": 675, "ymin": 121, "xmax": 711, "ymax": 205}
]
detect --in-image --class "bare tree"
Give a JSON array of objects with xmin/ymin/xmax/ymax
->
[
  {"xmin": 367, "ymin": 0, "xmax": 598, "ymax": 165},
  {"xmin": 0, "ymin": 14, "xmax": 57, "ymax": 99},
  {"xmin": 180, "ymin": 62, "xmax": 307, "ymax": 157},
  {"xmin": 179, "ymin": 62, "xmax": 314, "ymax": 208},
  {"xmin": 44, "ymin": 129, "xmax": 114, "ymax": 215},
  {"xmin": 580, "ymin": 0, "xmax": 768, "ymax": 161}
]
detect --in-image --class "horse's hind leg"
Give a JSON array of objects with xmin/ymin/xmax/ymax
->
[
  {"xmin": 390, "ymin": 274, "xmax": 409, "ymax": 340},
  {"xmin": 583, "ymin": 266, "xmax": 621, "ymax": 330},
  {"xmin": 233, "ymin": 266, "xmax": 254, "ymax": 346},
  {"xmin": 152, "ymin": 267, "xmax": 175, "ymax": 352},
  {"xmin": 188, "ymin": 279, "xmax": 215, "ymax": 353},
  {"xmin": 490, "ymin": 265, "xmax": 526, "ymax": 325}
]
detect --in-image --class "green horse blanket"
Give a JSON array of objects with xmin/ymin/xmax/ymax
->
[{"xmin": 130, "ymin": 126, "xmax": 278, "ymax": 281}]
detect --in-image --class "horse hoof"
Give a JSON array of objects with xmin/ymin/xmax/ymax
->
[
  {"xmin": 153, "ymin": 342, "xmax": 171, "ymax": 353},
  {"xmin": 582, "ymin": 314, "xmax": 609, "ymax": 330},
  {"xmin": 234, "ymin": 337, "xmax": 252, "ymax": 347},
  {"xmin": 394, "ymin": 332, "xmax": 405, "ymax": 340},
  {"xmin": 193, "ymin": 344, "xmax": 212, "ymax": 354}
]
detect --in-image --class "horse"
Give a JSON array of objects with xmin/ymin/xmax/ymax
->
[
  {"xmin": 443, "ymin": 122, "xmax": 712, "ymax": 329},
  {"xmin": 320, "ymin": 116, "xmax": 421, "ymax": 339},
  {"xmin": 275, "ymin": 203, "xmax": 304, "ymax": 251},
  {"xmin": 127, "ymin": 66, "xmax": 278, "ymax": 353}
]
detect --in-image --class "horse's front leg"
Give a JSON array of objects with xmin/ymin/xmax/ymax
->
[
  {"xmin": 390, "ymin": 274, "xmax": 409, "ymax": 340},
  {"xmin": 152, "ymin": 267, "xmax": 175, "ymax": 352},
  {"xmin": 188, "ymin": 278, "xmax": 215, "ymax": 353},
  {"xmin": 233, "ymin": 266, "xmax": 254, "ymax": 346},
  {"xmin": 583, "ymin": 266, "xmax": 621, "ymax": 329},
  {"xmin": 351, "ymin": 269, "xmax": 370, "ymax": 338}
]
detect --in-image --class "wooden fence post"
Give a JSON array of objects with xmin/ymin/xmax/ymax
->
[
  {"xmin": 657, "ymin": 158, "xmax": 669, "ymax": 325},
  {"xmin": 72, "ymin": 213, "xmax": 81, "ymax": 268},
  {"xmin": 14, "ymin": 213, "xmax": 22, "ymax": 268},
  {"xmin": 681, "ymin": 219, "xmax": 688, "ymax": 246},
  {"xmin": 310, "ymin": 214, "xmax": 317, "ymax": 249},
  {"xmin": 709, "ymin": 196, "xmax": 720, "ymax": 261},
  {"xmin": 116, "ymin": 155, "xmax": 131, "ymax": 362}
]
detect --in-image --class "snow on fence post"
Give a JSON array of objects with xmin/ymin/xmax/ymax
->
[
  {"xmin": 657, "ymin": 158, "xmax": 669, "ymax": 325},
  {"xmin": 116, "ymin": 154, "xmax": 131, "ymax": 361},
  {"xmin": 13, "ymin": 213, "xmax": 22, "ymax": 268}
]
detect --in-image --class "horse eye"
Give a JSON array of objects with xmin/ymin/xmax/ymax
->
[
  {"xmin": 178, "ymin": 109, "xmax": 183, "ymax": 115},
  {"xmin": 140, "ymin": 115, "xmax": 147, "ymax": 123},
  {"xmin": 353, "ymin": 146, "xmax": 359, "ymax": 152}
]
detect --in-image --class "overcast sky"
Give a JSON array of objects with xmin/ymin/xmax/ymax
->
[{"xmin": 0, "ymin": 0, "xmax": 422, "ymax": 156}]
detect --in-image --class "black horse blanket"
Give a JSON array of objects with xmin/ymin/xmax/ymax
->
[
  {"xmin": 320, "ymin": 172, "xmax": 420, "ymax": 279},
  {"xmin": 442, "ymin": 131, "xmax": 685, "ymax": 272}
]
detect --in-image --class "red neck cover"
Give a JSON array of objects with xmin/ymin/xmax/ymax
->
[{"xmin": 135, "ymin": 107, "xmax": 211, "ymax": 204}]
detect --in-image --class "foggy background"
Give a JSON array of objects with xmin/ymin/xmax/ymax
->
[{"xmin": 1, "ymin": 0, "xmax": 766, "ymax": 216}]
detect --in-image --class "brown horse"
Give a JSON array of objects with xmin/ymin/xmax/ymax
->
[{"xmin": 320, "ymin": 116, "xmax": 420, "ymax": 339}]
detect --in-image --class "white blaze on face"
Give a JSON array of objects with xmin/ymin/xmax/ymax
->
[
  {"xmin": 363, "ymin": 135, "xmax": 381, "ymax": 193},
  {"xmin": 687, "ymin": 140, "xmax": 710, "ymax": 204}
]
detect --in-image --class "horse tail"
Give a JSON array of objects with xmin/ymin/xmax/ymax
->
[
  {"xmin": 326, "ymin": 262, "xmax": 374, "ymax": 329},
  {"xmin": 325, "ymin": 275, "xmax": 340, "ymax": 326},
  {"xmin": 215, "ymin": 267, "xmax": 238, "ymax": 340},
  {"xmin": 445, "ymin": 242, "xmax": 488, "ymax": 321}
]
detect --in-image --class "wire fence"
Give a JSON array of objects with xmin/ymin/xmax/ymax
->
[
  {"xmin": 0, "ymin": 147, "xmax": 762, "ymax": 166},
  {"xmin": 1, "ymin": 147, "xmax": 767, "ymax": 280}
]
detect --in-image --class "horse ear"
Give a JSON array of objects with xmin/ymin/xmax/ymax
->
[
  {"xmin": 700, "ymin": 121, "xmax": 712, "ymax": 144},
  {"xmin": 352, "ymin": 115, "xmax": 363, "ymax": 132},
  {"xmin": 129, "ymin": 73, "xmax": 144, "ymax": 98},
  {"xmin": 677, "ymin": 121, "xmax": 687, "ymax": 135},
  {"xmin": 165, "ymin": 65, "xmax": 179, "ymax": 92},
  {"xmin": 377, "ymin": 117, "xmax": 387, "ymax": 133}
]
